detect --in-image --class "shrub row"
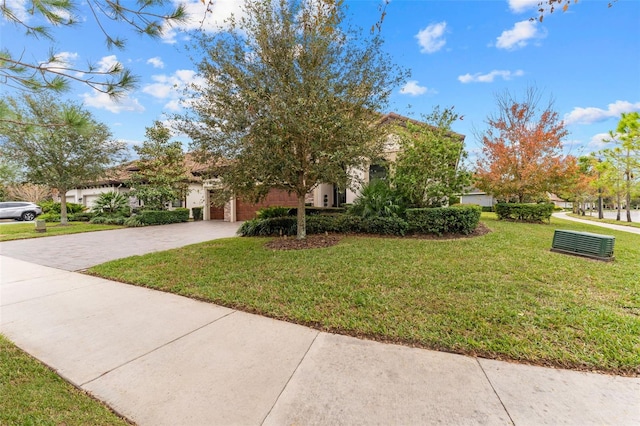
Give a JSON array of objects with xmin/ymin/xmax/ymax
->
[
  {"xmin": 238, "ymin": 215, "xmax": 409, "ymax": 237},
  {"xmin": 495, "ymin": 203, "xmax": 554, "ymax": 223},
  {"xmin": 239, "ymin": 205, "xmax": 482, "ymax": 237},
  {"xmin": 405, "ymin": 205, "xmax": 481, "ymax": 236},
  {"xmin": 136, "ymin": 208, "xmax": 190, "ymax": 225}
]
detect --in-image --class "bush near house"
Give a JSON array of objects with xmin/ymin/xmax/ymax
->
[
  {"xmin": 136, "ymin": 208, "xmax": 189, "ymax": 225},
  {"xmin": 495, "ymin": 203, "xmax": 554, "ymax": 223},
  {"xmin": 38, "ymin": 201, "xmax": 85, "ymax": 214},
  {"xmin": 406, "ymin": 205, "xmax": 481, "ymax": 236}
]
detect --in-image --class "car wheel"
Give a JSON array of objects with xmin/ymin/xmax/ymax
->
[{"xmin": 21, "ymin": 211, "xmax": 36, "ymax": 221}]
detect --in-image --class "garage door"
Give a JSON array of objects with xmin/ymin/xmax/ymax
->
[{"xmin": 235, "ymin": 189, "xmax": 299, "ymax": 221}]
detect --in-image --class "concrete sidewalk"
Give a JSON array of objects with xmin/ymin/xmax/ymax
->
[
  {"xmin": 2, "ymin": 255, "xmax": 638, "ymax": 425},
  {"xmin": 554, "ymin": 212, "xmax": 640, "ymax": 235}
]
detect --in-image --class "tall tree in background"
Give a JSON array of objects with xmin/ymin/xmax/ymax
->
[
  {"xmin": 178, "ymin": 0, "xmax": 406, "ymax": 239},
  {"xmin": 1, "ymin": 0, "xmax": 187, "ymax": 97},
  {"xmin": 600, "ymin": 112, "xmax": 640, "ymax": 222},
  {"xmin": 393, "ymin": 107, "xmax": 470, "ymax": 207},
  {"xmin": 129, "ymin": 121, "xmax": 189, "ymax": 211},
  {"xmin": 0, "ymin": 93, "xmax": 126, "ymax": 224},
  {"xmin": 475, "ymin": 87, "xmax": 574, "ymax": 203}
]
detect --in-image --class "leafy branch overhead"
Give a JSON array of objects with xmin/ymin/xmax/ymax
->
[{"xmin": 1, "ymin": 0, "xmax": 187, "ymax": 96}]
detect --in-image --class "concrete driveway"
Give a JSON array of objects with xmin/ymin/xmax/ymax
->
[{"xmin": 0, "ymin": 220, "xmax": 241, "ymax": 271}]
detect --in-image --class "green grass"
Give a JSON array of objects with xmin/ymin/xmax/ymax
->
[
  {"xmin": 567, "ymin": 213, "xmax": 640, "ymax": 229},
  {"xmin": 0, "ymin": 222, "xmax": 124, "ymax": 241},
  {"xmin": 0, "ymin": 335, "xmax": 130, "ymax": 425},
  {"xmin": 89, "ymin": 214, "xmax": 640, "ymax": 375}
]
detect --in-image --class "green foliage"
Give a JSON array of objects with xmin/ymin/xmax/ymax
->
[
  {"xmin": 393, "ymin": 106, "xmax": 471, "ymax": 208},
  {"xmin": 177, "ymin": 0, "xmax": 407, "ymax": 238},
  {"xmin": 67, "ymin": 212, "xmax": 95, "ymax": 222},
  {"xmin": 136, "ymin": 208, "xmax": 189, "ymax": 225},
  {"xmin": 287, "ymin": 207, "xmax": 347, "ymax": 216},
  {"xmin": 192, "ymin": 206, "xmax": 203, "ymax": 221},
  {"xmin": 38, "ymin": 201, "xmax": 85, "ymax": 214},
  {"xmin": 406, "ymin": 205, "xmax": 481, "ymax": 235},
  {"xmin": 256, "ymin": 206, "xmax": 291, "ymax": 219},
  {"xmin": 91, "ymin": 191, "xmax": 129, "ymax": 215},
  {"xmin": 39, "ymin": 212, "xmax": 61, "ymax": 222},
  {"xmin": 0, "ymin": 93, "xmax": 126, "ymax": 224},
  {"xmin": 128, "ymin": 120, "xmax": 189, "ymax": 211},
  {"xmin": 124, "ymin": 215, "xmax": 146, "ymax": 227},
  {"xmin": 238, "ymin": 217, "xmax": 298, "ymax": 237},
  {"xmin": 495, "ymin": 203, "xmax": 554, "ymax": 222},
  {"xmin": 348, "ymin": 180, "xmax": 406, "ymax": 219}
]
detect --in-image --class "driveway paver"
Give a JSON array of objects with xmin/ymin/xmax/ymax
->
[{"xmin": 0, "ymin": 220, "xmax": 240, "ymax": 270}]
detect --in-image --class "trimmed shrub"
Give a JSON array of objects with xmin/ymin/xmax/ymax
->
[
  {"xmin": 256, "ymin": 206, "xmax": 291, "ymax": 219},
  {"xmin": 67, "ymin": 212, "xmax": 95, "ymax": 222},
  {"xmin": 361, "ymin": 216, "xmax": 408, "ymax": 235},
  {"xmin": 39, "ymin": 212, "xmax": 61, "ymax": 222},
  {"xmin": 406, "ymin": 205, "xmax": 481, "ymax": 236},
  {"xmin": 495, "ymin": 203, "xmax": 554, "ymax": 223},
  {"xmin": 38, "ymin": 201, "xmax": 86, "ymax": 214},
  {"xmin": 137, "ymin": 208, "xmax": 190, "ymax": 225},
  {"xmin": 238, "ymin": 217, "xmax": 297, "ymax": 236},
  {"xmin": 192, "ymin": 206, "xmax": 203, "ymax": 221},
  {"xmin": 287, "ymin": 206, "xmax": 347, "ymax": 216},
  {"xmin": 124, "ymin": 216, "xmax": 145, "ymax": 227}
]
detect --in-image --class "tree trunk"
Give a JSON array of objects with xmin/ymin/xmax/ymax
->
[
  {"xmin": 296, "ymin": 193, "xmax": 306, "ymax": 240},
  {"xmin": 616, "ymin": 194, "xmax": 621, "ymax": 221},
  {"xmin": 626, "ymin": 192, "xmax": 632, "ymax": 222},
  {"xmin": 60, "ymin": 189, "xmax": 69, "ymax": 225}
]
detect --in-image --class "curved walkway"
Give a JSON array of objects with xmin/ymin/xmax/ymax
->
[
  {"xmin": 553, "ymin": 211, "xmax": 640, "ymax": 235},
  {"xmin": 1, "ymin": 222, "xmax": 639, "ymax": 425}
]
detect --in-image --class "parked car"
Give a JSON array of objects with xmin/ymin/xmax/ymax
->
[{"xmin": 0, "ymin": 201, "xmax": 43, "ymax": 221}]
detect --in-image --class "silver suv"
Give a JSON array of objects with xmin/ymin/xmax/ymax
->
[{"xmin": 0, "ymin": 201, "xmax": 43, "ymax": 221}]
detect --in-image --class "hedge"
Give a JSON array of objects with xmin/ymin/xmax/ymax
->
[
  {"xmin": 405, "ymin": 205, "xmax": 481, "ymax": 236},
  {"xmin": 495, "ymin": 203, "xmax": 554, "ymax": 223},
  {"xmin": 136, "ymin": 208, "xmax": 190, "ymax": 225},
  {"xmin": 238, "ymin": 215, "xmax": 409, "ymax": 237}
]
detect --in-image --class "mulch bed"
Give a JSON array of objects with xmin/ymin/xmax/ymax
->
[{"xmin": 265, "ymin": 222, "xmax": 491, "ymax": 251}]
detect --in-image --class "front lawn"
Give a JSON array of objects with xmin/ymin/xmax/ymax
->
[
  {"xmin": 89, "ymin": 214, "xmax": 640, "ymax": 375},
  {"xmin": 0, "ymin": 222, "xmax": 124, "ymax": 241},
  {"xmin": 0, "ymin": 335, "xmax": 130, "ymax": 425}
]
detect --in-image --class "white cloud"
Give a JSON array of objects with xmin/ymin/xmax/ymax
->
[
  {"xmin": 161, "ymin": 0, "xmax": 246, "ymax": 43},
  {"xmin": 415, "ymin": 22, "xmax": 447, "ymax": 54},
  {"xmin": 564, "ymin": 101, "xmax": 640, "ymax": 125},
  {"xmin": 95, "ymin": 55, "xmax": 121, "ymax": 72},
  {"xmin": 588, "ymin": 133, "xmax": 613, "ymax": 149},
  {"xmin": 147, "ymin": 57, "xmax": 165, "ymax": 68},
  {"xmin": 495, "ymin": 20, "xmax": 544, "ymax": 50},
  {"xmin": 142, "ymin": 69, "xmax": 205, "ymax": 112},
  {"xmin": 399, "ymin": 80, "xmax": 430, "ymax": 96},
  {"xmin": 507, "ymin": 0, "xmax": 539, "ymax": 13},
  {"xmin": 41, "ymin": 51, "xmax": 84, "ymax": 77},
  {"xmin": 80, "ymin": 91, "xmax": 145, "ymax": 114},
  {"xmin": 458, "ymin": 69, "xmax": 524, "ymax": 83}
]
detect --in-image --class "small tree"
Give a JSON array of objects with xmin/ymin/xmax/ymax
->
[
  {"xmin": 393, "ymin": 107, "xmax": 470, "ymax": 208},
  {"xmin": 178, "ymin": 0, "xmax": 406, "ymax": 239},
  {"xmin": 0, "ymin": 93, "xmax": 126, "ymax": 224},
  {"xmin": 129, "ymin": 121, "xmax": 189, "ymax": 211},
  {"xmin": 475, "ymin": 87, "xmax": 573, "ymax": 203}
]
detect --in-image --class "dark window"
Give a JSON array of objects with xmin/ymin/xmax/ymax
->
[{"xmin": 369, "ymin": 163, "xmax": 387, "ymax": 182}]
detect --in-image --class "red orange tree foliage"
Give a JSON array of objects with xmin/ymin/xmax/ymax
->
[{"xmin": 475, "ymin": 88, "xmax": 575, "ymax": 203}]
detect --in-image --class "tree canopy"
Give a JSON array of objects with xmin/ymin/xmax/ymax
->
[
  {"xmin": 0, "ymin": 92, "xmax": 127, "ymax": 223},
  {"xmin": 129, "ymin": 121, "xmax": 189, "ymax": 211},
  {"xmin": 393, "ymin": 107, "xmax": 470, "ymax": 208},
  {"xmin": 177, "ymin": 0, "xmax": 406, "ymax": 238},
  {"xmin": 1, "ymin": 0, "xmax": 187, "ymax": 97},
  {"xmin": 474, "ymin": 87, "xmax": 576, "ymax": 203}
]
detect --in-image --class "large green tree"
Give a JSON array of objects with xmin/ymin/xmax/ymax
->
[
  {"xmin": 178, "ymin": 0, "xmax": 406, "ymax": 239},
  {"xmin": 0, "ymin": 93, "xmax": 126, "ymax": 224},
  {"xmin": 393, "ymin": 107, "xmax": 470, "ymax": 208},
  {"xmin": 1, "ymin": 0, "xmax": 187, "ymax": 97},
  {"xmin": 129, "ymin": 121, "xmax": 189, "ymax": 210}
]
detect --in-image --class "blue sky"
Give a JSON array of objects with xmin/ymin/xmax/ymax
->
[{"xmin": 4, "ymin": 0, "xmax": 640, "ymax": 165}]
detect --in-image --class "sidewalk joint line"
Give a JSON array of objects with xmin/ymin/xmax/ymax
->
[
  {"xmin": 260, "ymin": 330, "xmax": 321, "ymax": 425},
  {"xmin": 476, "ymin": 358, "xmax": 515, "ymax": 426},
  {"xmin": 80, "ymin": 309, "xmax": 237, "ymax": 387}
]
